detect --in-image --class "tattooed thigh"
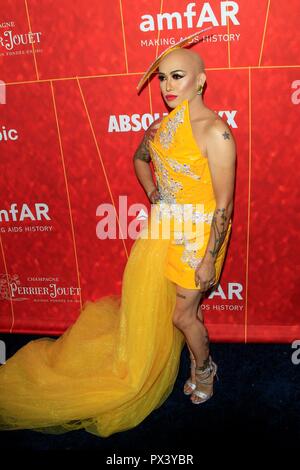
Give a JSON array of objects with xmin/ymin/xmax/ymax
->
[{"xmin": 175, "ymin": 284, "xmax": 203, "ymax": 311}]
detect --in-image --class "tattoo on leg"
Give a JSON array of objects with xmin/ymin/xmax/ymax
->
[
  {"xmin": 209, "ymin": 208, "xmax": 228, "ymax": 259},
  {"xmin": 204, "ymin": 333, "xmax": 210, "ymax": 350},
  {"xmin": 197, "ymin": 355, "xmax": 210, "ymax": 371},
  {"xmin": 176, "ymin": 293, "xmax": 186, "ymax": 299}
]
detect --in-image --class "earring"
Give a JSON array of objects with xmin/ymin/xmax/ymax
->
[{"xmin": 197, "ymin": 84, "xmax": 203, "ymax": 95}]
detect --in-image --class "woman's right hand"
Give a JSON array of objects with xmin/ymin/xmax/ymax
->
[{"xmin": 148, "ymin": 188, "xmax": 161, "ymax": 204}]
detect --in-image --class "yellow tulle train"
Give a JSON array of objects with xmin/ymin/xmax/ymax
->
[{"xmin": 0, "ymin": 233, "xmax": 184, "ymax": 437}]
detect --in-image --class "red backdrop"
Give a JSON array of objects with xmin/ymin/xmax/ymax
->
[{"xmin": 0, "ymin": 0, "xmax": 299, "ymax": 342}]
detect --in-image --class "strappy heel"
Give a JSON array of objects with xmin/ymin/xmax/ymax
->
[
  {"xmin": 183, "ymin": 354, "xmax": 196, "ymax": 396},
  {"xmin": 190, "ymin": 356, "xmax": 218, "ymax": 405}
]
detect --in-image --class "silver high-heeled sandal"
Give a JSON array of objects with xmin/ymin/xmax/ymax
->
[
  {"xmin": 183, "ymin": 354, "xmax": 196, "ymax": 395},
  {"xmin": 190, "ymin": 356, "xmax": 218, "ymax": 405}
]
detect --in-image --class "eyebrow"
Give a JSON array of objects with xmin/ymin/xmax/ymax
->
[{"xmin": 157, "ymin": 69, "xmax": 186, "ymax": 75}]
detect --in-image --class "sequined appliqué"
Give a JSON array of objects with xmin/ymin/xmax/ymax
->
[
  {"xmin": 181, "ymin": 248, "xmax": 203, "ymax": 269},
  {"xmin": 155, "ymin": 202, "xmax": 214, "ymax": 225},
  {"xmin": 159, "ymin": 106, "xmax": 185, "ymax": 150},
  {"xmin": 150, "ymin": 147, "xmax": 183, "ymax": 204},
  {"xmin": 171, "ymin": 230, "xmax": 204, "ymax": 269},
  {"xmin": 166, "ymin": 158, "xmax": 201, "ymax": 181}
]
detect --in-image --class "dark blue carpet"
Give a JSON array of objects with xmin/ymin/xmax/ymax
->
[{"xmin": 0, "ymin": 334, "xmax": 299, "ymax": 464}]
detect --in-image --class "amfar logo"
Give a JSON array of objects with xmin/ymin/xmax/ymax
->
[
  {"xmin": 0, "ymin": 203, "xmax": 51, "ymax": 222},
  {"xmin": 108, "ymin": 110, "xmax": 238, "ymax": 132},
  {"xmin": 140, "ymin": 1, "xmax": 240, "ymax": 32}
]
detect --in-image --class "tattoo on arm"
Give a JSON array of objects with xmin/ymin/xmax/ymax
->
[
  {"xmin": 222, "ymin": 131, "xmax": 230, "ymax": 140},
  {"xmin": 133, "ymin": 134, "xmax": 151, "ymax": 163},
  {"xmin": 209, "ymin": 208, "xmax": 228, "ymax": 258}
]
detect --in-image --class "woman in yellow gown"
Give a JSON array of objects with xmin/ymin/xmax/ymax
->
[{"xmin": 0, "ymin": 40, "xmax": 235, "ymax": 436}]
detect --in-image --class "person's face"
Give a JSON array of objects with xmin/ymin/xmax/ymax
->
[{"xmin": 158, "ymin": 51, "xmax": 205, "ymax": 108}]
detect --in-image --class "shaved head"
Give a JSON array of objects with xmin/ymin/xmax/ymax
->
[
  {"xmin": 159, "ymin": 48, "xmax": 205, "ymax": 74},
  {"xmin": 157, "ymin": 47, "xmax": 206, "ymax": 108}
]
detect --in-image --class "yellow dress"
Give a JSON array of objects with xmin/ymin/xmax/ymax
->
[
  {"xmin": 0, "ymin": 99, "xmax": 231, "ymax": 437},
  {"xmin": 149, "ymin": 98, "xmax": 231, "ymax": 289}
]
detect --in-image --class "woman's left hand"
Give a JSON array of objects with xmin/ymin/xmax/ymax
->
[{"xmin": 195, "ymin": 259, "xmax": 216, "ymax": 291}]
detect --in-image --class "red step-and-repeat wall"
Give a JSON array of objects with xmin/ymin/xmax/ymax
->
[{"xmin": 0, "ymin": 0, "xmax": 299, "ymax": 342}]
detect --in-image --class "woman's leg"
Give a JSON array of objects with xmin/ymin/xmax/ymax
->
[
  {"xmin": 173, "ymin": 284, "xmax": 216, "ymax": 403},
  {"xmin": 173, "ymin": 284, "xmax": 209, "ymax": 369}
]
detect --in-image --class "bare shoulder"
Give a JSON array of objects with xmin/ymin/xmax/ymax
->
[
  {"xmin": 206, "ymin": 113, "xmax": 236, "ymax": 157},
  {"xmin": 207, "ymin": 117, "xmax": 236, "ymax": 167},
  {"xmin": 192, "ymin": 110, "xmax": 234, "ymax": 142},
  {"xmin": 192, "ymin": 110, "xmax": 236, "ymax": 164},
  {"xmin": 207, "ymin": 116, "xmax": 235, "ymax": 145}
]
